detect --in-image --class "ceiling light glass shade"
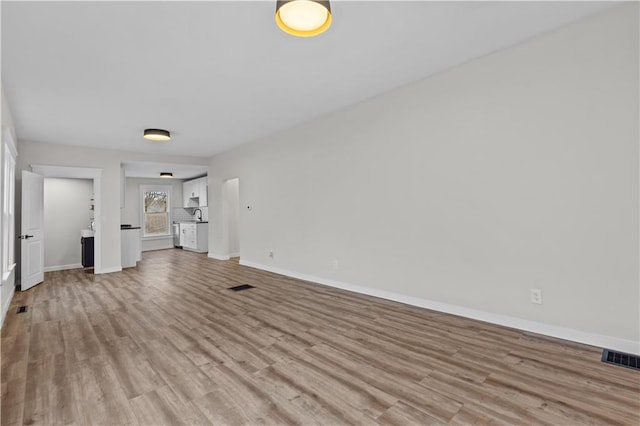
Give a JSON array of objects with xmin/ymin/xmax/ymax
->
[
  {"xmin": 160, "ymin": 172, "xmax": 173, "ymax": 178},
  {"xmin": 276, "ymin": 0, "xmax": 331, "ymax": 37},
  {"xmin": 143, "ymin": 128, "xmax": 171, "ymax": 141}
]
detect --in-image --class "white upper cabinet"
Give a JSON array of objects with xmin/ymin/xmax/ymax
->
[
  {"xmin": 183, "ymin": 176, "xmax": 207, "ymax": 207},
  {"xmin": 183, "ymin": 180, "xmax": 197, "ymax": 207},
  {"xmin": 198, "ymin": 177, "xmax": 208, "ymax": 207}
]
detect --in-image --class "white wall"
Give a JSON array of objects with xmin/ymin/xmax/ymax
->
[
  {"xmin": 43, "ymin": 178, "xmax": 93, "ymax": 271},
  {"xmin": 209, "ymin": 5, "xmax": 639, "ymax": 352},
  {"xmin": 121, "ymin": 177, "xmax": 184, "ymax": 251},
  {"xmin": 16, "ymin": 142, "xmax": 207, "ymax": 273}
]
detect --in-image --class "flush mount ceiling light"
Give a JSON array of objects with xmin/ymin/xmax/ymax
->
[
  {"xmin": 275, "ymin": 0, "xmax": 332, "ymax": 37},
  {"xmin": 143, "ymin": 128, "xmax": 171, "ymax": 141},
  {"xmin": 160, "ymin": 172, "xmax": 173, "ymax": 178}
]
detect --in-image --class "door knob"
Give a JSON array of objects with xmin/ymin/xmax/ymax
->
[{"xmin": 19, "ymin": 235, "xmax": 34, "ymax": 239}]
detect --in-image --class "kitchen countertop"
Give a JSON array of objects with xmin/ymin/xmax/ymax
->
[
  {"xmin": 174, "ymin": 221, "xmax": 208, "ymax": 224},
  {"xmin": 121, "ymin": 225, "xmax": 141, "ymax": 230}
]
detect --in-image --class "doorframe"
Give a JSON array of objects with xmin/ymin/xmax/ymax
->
[
  {"xmin": 226, "ymin": 178, "xmax": 240, "ymax": 258},
  {"xmin": 30, "ymin": 165, "xmax": 103, "ymax": 274},
  {"xmin": 218, "ymin": 177, "xmax": 240, "ymax": 260}
]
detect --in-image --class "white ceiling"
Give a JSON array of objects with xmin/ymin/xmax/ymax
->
[{"xmin": 2, "ymin": 1, "xmax": 614, "ymax": 158}]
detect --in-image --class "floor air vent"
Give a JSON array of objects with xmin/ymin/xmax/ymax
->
[
  {"xmin": 602, "ymin": 349, "xmax": 640, "ymax": 370},
  {"xmin": 16, "ymin": 306, "xmax": 27, "ymax": 314},
  {"xmin": 228, "ymin": 284, "xmax": 255, "ymax": 292}
]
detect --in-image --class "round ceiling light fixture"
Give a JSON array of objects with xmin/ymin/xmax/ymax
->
[
  {"xmin": 160, "ymin": 172, "xmax": 173, "ymax": 178},
  {"xmin": 143, "ymin": 128, "xmax": 171, "ymax": 141},
  {"xmin": 275, "ymin": 0, "xmax": 332, "ymax": 37}
]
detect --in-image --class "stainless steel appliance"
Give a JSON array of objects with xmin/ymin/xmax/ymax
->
[{"xmin": 173, "ymin": 223, "xmax": 182, "ymax": 248}]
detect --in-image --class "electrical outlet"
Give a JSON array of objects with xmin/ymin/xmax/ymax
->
[
  {"xmin": 332, "ymin": 259, "xmax": 339, "ymax": 270},
  {"xmin": 530, "ymin": 288, "xmax": 543, "ymax": 305},
  {"xmin": 268, "ymin": 251, "xmax": 274, "ymax": 259}
]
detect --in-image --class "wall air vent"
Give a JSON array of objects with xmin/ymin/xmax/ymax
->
[{"xmin": 601, "ymin": 349, "xmax": 640, "ymax": 370}]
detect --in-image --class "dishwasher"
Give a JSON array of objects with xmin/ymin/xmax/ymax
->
[{"xmin": 173, "ymin": 223, "xmax": 182, "ymax": 248}]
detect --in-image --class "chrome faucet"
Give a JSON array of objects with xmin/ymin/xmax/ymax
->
[{"xmin": 194, "ymin": 208, "xmax": 203, "ymax": 221}]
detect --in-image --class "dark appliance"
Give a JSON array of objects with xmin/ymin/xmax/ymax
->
[{"xmin": 81, "ymin": 236, "xmax": 94, "ymax": 267}]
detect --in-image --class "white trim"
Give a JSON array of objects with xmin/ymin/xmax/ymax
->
[
  {"xmin": 30, "ymin": 165, "xmax": 103, "ymax": 274},
  {"xmin": 2, "ymin": 127, "xmax": 17, "ymax": 158},
  {"xmin": 95, "ymin": 266, "xmax": 122, "ymax": 274},
  {"xmin": 208, "ymin": 252, "xmax": 230, "ymax": 261},
  {"xmin": 2, "ymin": 128, "xmax": 17, "ymax": 287},
  {"xmin": 31, "ymin": 165, "xmax": 102, "ymax": 179},
  {"xmin": 228, "ymin": 252, "xmax": 240, "ymax": 258},
  {"xmin": 142, "ymin": 234, "xmax": 172, "ymax": 241},
  {"xmin": 239, "ymin": 260, "xmax": 640, "ymax": 356},
  {"xmin": 0, "ymin": 127, "xmax": 16, "ymax": 327},
  {"xmin": 44, "ymin": 263, "xmax": 83, "ymax": 272},
  {"xmin": 2, "ymin": 263, "xmax": 16, "ymax": 282},
  {"xmin": 142, "ymin": 247, "xmax": 176, "ymax": 253},
  {"xmin": 183, "ymin": 247, "xmax": 207, "ymax": 254},
  {"xmin": 0, "ymin": 280, "xmax": 15, "ymax": 330}
]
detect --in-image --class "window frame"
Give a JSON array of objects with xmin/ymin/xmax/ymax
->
[
  {"xmin": 140, "ymin": 185, "xmax": 172, "ymax": 239},
  {"xmin": 2, "ymin": 127, "xmax": 17, "ymax": 282}
]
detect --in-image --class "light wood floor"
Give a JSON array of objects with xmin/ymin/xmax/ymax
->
[{"xmin": 1, "ymin": 249, "xmax": 639, "ymax": 425}]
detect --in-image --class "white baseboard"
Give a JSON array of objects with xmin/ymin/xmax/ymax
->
[
  {"xmin": 208, "ymin": 253, "xmax": 230, "ymax": 260},
  {"xmin": 95, "ymin": 266, "xmax": 122, "ymax": 274},
  {"xmin": 142, "ymin": 242, "xmax": 174, "ymax": 252},
  {"xmin": 44, "ymin": 263, "xmax": 83, "ymax": 272},
  {"xmin": 142, "ymin": 246, "xmax": 173, "ymax": 252},
  {"xmin": 229, "ymin": 252, "xmax": 240, "ymax": 258},
  {"xmin": 0, "ymin": 283, "xmax": 15, "ymax": 330},
  {"xmin": 239, "ymin": 260, "xmax": 640, "ymax": 355},
  {"xmin": 183, "ymin": 248, "xmax": 207, "ymax": 254}
]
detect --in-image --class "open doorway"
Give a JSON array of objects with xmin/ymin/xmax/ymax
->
[
  {"xmin": 43, "ymin": 177, "xmax": 93, "ymax": 272},
  {"xmin": 222, "ymin": 178, "xmax": 240, "ymax": 259},
  {"xmin": 121, "ymin": 161, "xmax": 209, "ymax": 253},
  {"xmin": 30, "ymin": 165, "xmax": 102, "ymax": 274}
]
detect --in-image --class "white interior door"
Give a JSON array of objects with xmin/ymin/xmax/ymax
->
[{"xmin": 21, "ymin": 170, "xmax": 44, "ymax": 291}]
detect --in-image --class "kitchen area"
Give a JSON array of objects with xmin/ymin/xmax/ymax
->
[
  {"xmin": 172, "ymin": 175, "xmax": 209, "ymax": 253},
  {"xmin": 117, "ymin": 161, "xmax": 210, "ymax": 268},
  {"xmin": 41, "ymin": 169, "xmax": 209, "ymax": 274},
  {"xmin": 60, "ymin": 162, "xmax": 211, "ymax": 273}
]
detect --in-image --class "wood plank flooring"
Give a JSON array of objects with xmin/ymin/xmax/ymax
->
[{"xmin": 1, "ymin": 249, "xmax": 639, "ymax": 425}]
